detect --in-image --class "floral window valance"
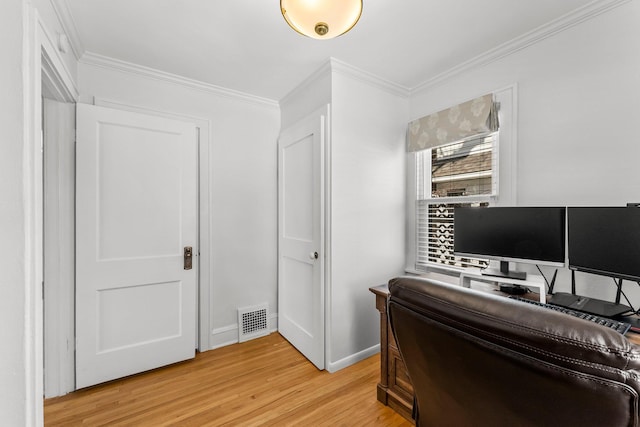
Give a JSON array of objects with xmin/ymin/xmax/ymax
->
[{"xmin": 407, "ymin": 94, "xmax": 499, "ymax": 152}]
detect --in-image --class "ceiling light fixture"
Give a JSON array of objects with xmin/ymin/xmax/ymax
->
[{"xmin": 281, "ymin": 0, "xmax": 363, "ymax": 40}]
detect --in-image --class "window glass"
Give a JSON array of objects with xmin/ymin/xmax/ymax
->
[{"xmin": 415, "ymin": 134, "xmax": 497, "ymax": 271}]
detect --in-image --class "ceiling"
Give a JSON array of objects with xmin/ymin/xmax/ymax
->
[{"xmin": 63, "ymin": 0, "xmax": 597, "ymax": 101}]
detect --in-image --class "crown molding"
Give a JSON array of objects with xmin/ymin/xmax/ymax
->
[
  {"xmin": 279, "ymin": 57, "xmax": 410, "ymax": 107},
  {"xmin": 38, "ymin": 17, "xmax": 79, "ymax": 100},
  {"xmin": 411, "ymin": 0, "xmax": 631, "ymax": 95},
  {"xmin": 50, "ymin": 0, "xmax": 85, "ymax": 61},
  {"xmin": 41, "ymin": 48, "xmax": 78, "ymax": 102},
  {"xmin": 79, "ymin": 52, "xmax": 279, "ymax": 108},
  {"xmin": 329, "ymin": 58, "xmax": 410, "ymax": 98}
]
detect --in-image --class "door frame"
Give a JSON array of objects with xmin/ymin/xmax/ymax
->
[
  {"xmin": 23, "ymin": 4, "xmax": 80, "ymax": 421},
  {"xmin": 42, "ymin": 98, "xmax": 76, "ymax": 398},
  {"xmin": 323, "ymin": 105, "xmax": 333, "ymax": 372},
  {"xmin": 39, "ymin": 21, "xmax": 78, "ymax": 399}
]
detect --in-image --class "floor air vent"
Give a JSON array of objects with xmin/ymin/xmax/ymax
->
[{"xmin": 238, "ymin": 303, "xmax": 269, "ymax": 343}]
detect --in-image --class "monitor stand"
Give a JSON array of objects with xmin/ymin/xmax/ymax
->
[{"xmin": 481, "ymin": 261, "xmax": 527, "ymax": 281}]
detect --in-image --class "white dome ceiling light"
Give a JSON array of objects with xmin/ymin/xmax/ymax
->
[{"xmin": 281, "ymin": 0, "xmax": 363, "ymax": 40}]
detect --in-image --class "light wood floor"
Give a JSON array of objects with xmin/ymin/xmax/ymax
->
[{"xmin": 45, "ymin": 333, "xmax": 412, "ymax": 426}]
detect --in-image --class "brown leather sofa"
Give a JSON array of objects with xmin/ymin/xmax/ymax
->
[{"xmin": 388, "ymin": 276, "xmax": 640, "ymax": 427}]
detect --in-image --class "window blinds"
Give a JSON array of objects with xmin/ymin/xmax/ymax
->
[{"xmin": 416, "ymin": 201, "xmax": 489, "ymax": 269}]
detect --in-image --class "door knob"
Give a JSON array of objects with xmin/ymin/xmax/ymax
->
[
  {"xmin": 309, "ymin": 251, "xmax": 319, "ymax": 260},
  {"xmin": 184, "ymin": 246, "xmax": 193, "ymax": 270}
]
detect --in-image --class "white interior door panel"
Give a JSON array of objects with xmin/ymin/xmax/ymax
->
[
  {"xmin": 76, "ymin": 104, "xmax": 197, "ymax": 388},
  {"xmin": 278, "ymin": 106, "xmax": 326, "ymax": 370}
]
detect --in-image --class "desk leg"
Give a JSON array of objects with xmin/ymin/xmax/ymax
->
[{"xmin": 374, "ymin": 293, "xmax": 389, "ymax": 404}]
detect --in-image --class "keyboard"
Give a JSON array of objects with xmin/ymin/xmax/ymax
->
[{"xmin": 509, "ymin": 296, "xmax": 631, "ymax": 335}]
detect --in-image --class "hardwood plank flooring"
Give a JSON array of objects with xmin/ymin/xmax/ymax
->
[{"xmin": 45, "ymin": 333, "xmax": 412, "ymax": 426}]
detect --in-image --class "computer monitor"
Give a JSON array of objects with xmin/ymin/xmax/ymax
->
[
  {"xmin": 454, "ymin": 206, "xmax": 566, "ymax": 280},
  {"xmin": 568, "ymin": 207, "xmax": 640, "ymax": 282},
  {"xmin": 538, "ymin": 207, "xmax": 639, "ymax": 318}
]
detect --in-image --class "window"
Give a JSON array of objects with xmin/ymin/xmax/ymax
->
[
  {"xmin": 414, "ymin": 134, "xmax": 498, "ymax": 271},
  {"xmin": 406, "ymin": 87, "xmax": 516, "ymax": 274}
]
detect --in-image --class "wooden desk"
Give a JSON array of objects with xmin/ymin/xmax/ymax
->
[
  {"xmin": 371, "ymin": 275, "xmax": 640, "ymax": 421},
  {"xmin": 370, "ymin": 283, "xmax": 413, "ymax": 421},
  {"xmin": 369, "ymin": 271, "xmax": 459, "ymax": 421}
]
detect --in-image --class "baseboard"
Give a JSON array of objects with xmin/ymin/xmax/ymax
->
[
  {"xmin": 208, "ymin": 320, "xmax": 381, "ymax": 374},
  {"xmin": 326, "ymin": 344, "xmax": 381, "ymax": 373},
  {"xmin": 209, "ymin": 313, "xmax": 278, "ymax": 351}
]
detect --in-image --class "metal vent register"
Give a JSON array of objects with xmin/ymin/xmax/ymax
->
[{"xmin": 237, "ymin": 303, "xmax": 269, "ymax": 342}]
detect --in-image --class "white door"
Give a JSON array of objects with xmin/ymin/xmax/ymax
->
[
  {"xmin": 278, "ymin": 106, "xmax": 326, "ymax": 370},
  {"xmin": 75, "ymin": 104, "xmax": 197, "ymax": 389}
]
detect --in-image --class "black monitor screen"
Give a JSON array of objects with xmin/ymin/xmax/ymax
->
[
  {"xmin": 454, "ymin": 207, "xmax": 566, "ymax": 266},
  {"xmin": 568, "ymin": 207, "xmax": 640, "ymax": 281}
]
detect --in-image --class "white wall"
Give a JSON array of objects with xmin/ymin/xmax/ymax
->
[
  {"xmin": 279, "ymin": 60, "xmax": 408, "ymax": 369},
  {"xmin": 328, "ymin": 68, "xmax": 408, "ymax": 367},
  {"xmin": 0, "ymin": 1, "xmax": 27, "ymax": 424},
  {"xmin": 279, "ymin": 62, "xmax": 332, "ymax": 129},
  {"xmin": 409, "ymin": 1, "xmax": 640, "ymax": 302},
  {"xmin": 78, "ymin": 63, "xmax": 281, "ymax": 348}
]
